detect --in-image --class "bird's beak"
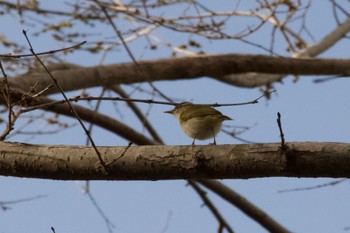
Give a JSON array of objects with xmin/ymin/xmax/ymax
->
[{"xmin": 164, "ymin": 110, "xmax": 173, "ymax": 114}]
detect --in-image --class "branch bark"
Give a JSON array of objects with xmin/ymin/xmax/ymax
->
[
  {"xmin": 8, "ymin": 54, "xmax": 350, "ymax": 95},
  {"xmin": 197, "ymin": 179, "xmax": 291, "ymax": 233},
  {"xmin": 218, "ymin": 15, "xmax": 350, "ymax": 88},
  {"xmin": 0, "ymin": 82, "xmax": 159, "ymax": 145},
  {"xmin": 1, "ymin": 142, "xmax": 349, "ymax": 180}
]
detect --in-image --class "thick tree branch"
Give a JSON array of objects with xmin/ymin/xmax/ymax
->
[
  {"xmin": 0, "ymin": 82, "xmax": 159, "ymax": 145},
  {"xmin": 296, "ymin": 15, "xmax": 350, "ymax": 58},
  {"xmin": 41, "ymin": 97, "xmax": 160, "ymax": 145},
  {"xmin": 8, "ymin": 54, "xmax": 350, "ymax": 95},
  {"xmin": 197, "ymin": 179, "xmax": 291, "ymax": 233},
  {"xmin": 1, "ymin": 142, "xmax": 349, "ymax": 180},
  {"xmin": 220, "ymin": 15, "xmax": 350, "ymax": 88},
  {"xmin": 0, "ymin": 83, "xmax": 290, "ymax": 231},
  {"xmin": 188, "ymin": 180, "xmax": 235, "ymax": 233}
]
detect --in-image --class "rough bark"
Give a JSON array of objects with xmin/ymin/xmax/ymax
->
[
  {"xmin": 0, "ymin": 142, "xmax": 349, "ymax": 180},
  {"xmin": 7, "ymin": 54, "xmax": 350, "ymax": 95},
  {"xmin": 197, "ymin": 179, "xmax": 292, "ymax": 233}
]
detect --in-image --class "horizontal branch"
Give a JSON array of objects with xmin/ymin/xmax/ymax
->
[
  {"xmin": 9, "ymin": 54, "xmax": 350, "ymax": 94},
  {"xmin": 1, "ymin": 142, "xmax": 350, "ymax": 180}
]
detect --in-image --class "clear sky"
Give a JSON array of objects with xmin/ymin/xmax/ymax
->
[{"xmin": 1, "ymin": 1, "xmax": 350, "ymax": 233}]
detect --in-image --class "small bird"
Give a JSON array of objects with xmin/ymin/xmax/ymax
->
[{"xmin": 165, "ymin": 102, "xmax": 231, "ymax": 145}]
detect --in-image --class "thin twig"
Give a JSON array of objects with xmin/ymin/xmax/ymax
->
[
  {"xmin": 0, "ymin": 62, "xmax": 19, "ymax": 141},
  {"xmin": 0, "ymin": 111, "xmax": 21, "ymax": 141},
  {"xmin": 21, "ymin": 91, "xmax": 275, "ymax": 114},
  {"xmin": 22, "ymin": 30, "xmax": 108, "ymax": 172},
  {"xmin": 0, "ymin": 62, "xmax": 11, "ymax": 132},
  {"xmin": 0, "ymin": 194, "xmax": 47, "ymax": 206},
  {"xmin": 277, "ymin": 112, "xmax": 286, "ymax": 150},
  {"xmin": 106, "ymin": 142, "xmax": 133, "ymax": 166},
  {"xmin": 85, "ymin": 88, "xmax": 106, "ymax": 146},
  {"xmin": 0, "ymin": 61, "xmax": 6, "ymax": 76},
  {"xmin": 211, "ymin": 90, "xmax": 276, "ymax": 107},
  {"xmin": 313, "ymin": 75, "xmax": 345, "ymax": 83},
  {"xmin": 31, "ymin": 84, "xmax": 53, "ymax": 98},
  {"xmin": 86, "ymin": 188, "xmax": 116, "ymax": 233},
  {"xmin": 221, "ymin": 128, "xmax": 258, "ymax": 144},
  {"xmin": 0, "ymin": 41, "xmax": 86, "ymax": 58},
  {"xmin": 94, "ymin": 0, "xmax": 174, "ymax": 102},
  {"xmin": 188, "ymin": 180, "xmax": 235, "ymax": 233},
  {"xmin": 17, "ymin": 95, "xmax": 160, "ymax": 145},
  {"xmin": 110, "ymin": 85, "xmax": 164, "ymax": 143},
  {"xmin": 278, "ymin": 178, "xmax": 347, "ymax": 193},
  {"xmin": 0, "ymin": 194, "xmax": 47, "ymax": 211}
]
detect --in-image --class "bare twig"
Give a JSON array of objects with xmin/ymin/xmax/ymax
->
[
  {"xmin": 0, "ymin": 41, "xmax": 86, "ymax": 58},
  {"xmin": 93, "ymin": 0, "xmax": 136, "ymax": 66},
  {"xmin": 278, "ymin": 178, "xmax": 347, "ymax": 193},
  {"xmin": 85, "ymin": 88, "xmax": 106, "ymax": 146},
  {"xmin": 211, "ymin": 90, "xmax": 276, "ymax": 107},
  {"xmin": 22, "ymin": 30, "xmax": 108, "ymax": 172},
  {"xmin": 0, "ymin": 61, "xmax": 20, "ymax": 141},
  {"xmin": 94, "ymin": 0, "xmax": 174, "ymax": 102},
  {"xmin": 0, "ymin": 61, "xmax": 6, "ymax": 76},
  {"xmin": 0, "ymin": 194, "xmax": 47, "ymax": 211},
  {"xmin": 106, "ymin": 142, "xmax": 133, "ymax": 166},
  {"xmin": 110, "ymin": 85, "xmax": 163, "ymax": 143},
  {"xmin": 188, "ymin": 180, "xmax": 235, "ymax": 233},
  {"xmin": 313, "ymin": 75, "xmax": 345, "ymax": 83},
  {"xmin": 277, "ymin": 112, "xmax": 286, "ymax": 150},
  {"xmin": 196, "ymin": 179, "xmax": 292, "ymax": 233},
  {"xmin": 10, "ymin": 95, "xmax": 160, "ymax": 145},
  {"xmin": 221, "ymin": 124, "xmax": 258, "ymax": 144},
  {"xmin": 20, "ymin": 96, "xmax": 174, "ymax": 113},
  {"xmin": 0, "ymin": 110, "xmax": 21, "ymax": 141},
  {"xmin": 86, "ymin": 187, "xmax": 116, "ymax": 233},
  {"xmin": 21, "ymin": 91, "xmax": 275, "ymax": 113},
  {"xmin": 159, "ymin": 211, "xmax": 173, "ymax": 233}
]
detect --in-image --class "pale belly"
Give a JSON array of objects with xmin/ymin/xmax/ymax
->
[{"xmin": 180, "ymin": 116, "xmax": 223, "ymax": 140}]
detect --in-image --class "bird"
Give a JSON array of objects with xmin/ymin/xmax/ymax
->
[{"xmin": 165, "ymin": 102, "xmax": 231, "ymax": 145}]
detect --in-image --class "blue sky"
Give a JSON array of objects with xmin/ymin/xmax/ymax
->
[{"xmin": 1, "ymin": 1, "xmax": 350, "ymax": 233}]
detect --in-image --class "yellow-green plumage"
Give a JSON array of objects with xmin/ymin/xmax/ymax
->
[{"xmin": 165, "ymin": 102, "xmax": 231, "ymax": 145}]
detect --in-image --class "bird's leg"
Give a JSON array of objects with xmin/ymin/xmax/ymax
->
[
  {"xmin": 211, "ymin": 128, "xmax": 217, "ymax": 145},
  {"xmin": 192, "ymin": 139, "xmax": 196, "ymax": 146}
]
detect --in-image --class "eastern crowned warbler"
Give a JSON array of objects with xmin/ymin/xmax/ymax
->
[{"xmin": 165, "ymin": 102, "xmax": 231, "ymax": 145}]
